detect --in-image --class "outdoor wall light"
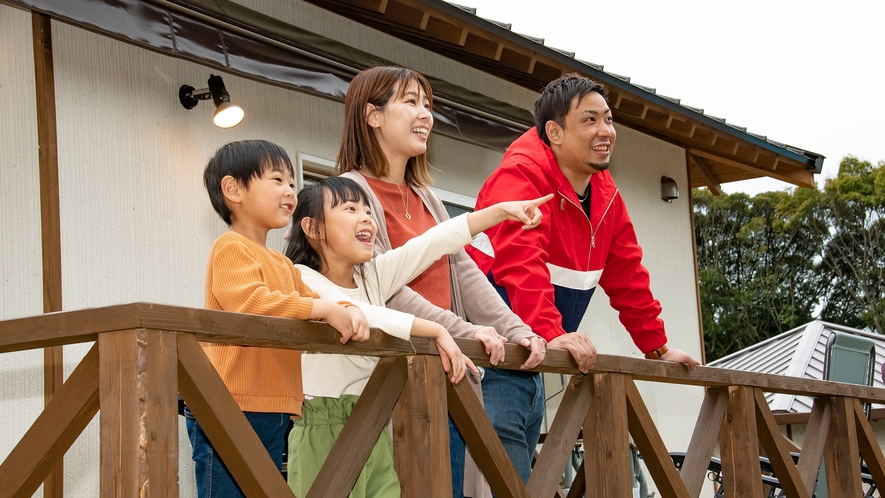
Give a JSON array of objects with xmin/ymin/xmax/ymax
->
[
  {"xmin": 661, "ymin": 176, "xmax": 679, "ymax": 202},
  {"xmin": 179, "ymin": 74, "xmax": 244, "ymax": 128}
]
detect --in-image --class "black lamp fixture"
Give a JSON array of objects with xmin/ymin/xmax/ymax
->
[
  {"xmin": 661, "ymin": 176, "xmax": 679, "ymax": 203},
  {"xmin": 179, "ymin": 74, "xmax": 244, "ymax": 128}
]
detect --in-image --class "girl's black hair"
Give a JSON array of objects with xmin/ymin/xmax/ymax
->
[{"xmin": 285, "ymin": 176, "xmax": 373, "ymax": 274}]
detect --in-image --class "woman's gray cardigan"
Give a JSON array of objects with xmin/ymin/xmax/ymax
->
[{"xmin": 340, "ymin": 171, "xmax": 537, "ymax": 345}]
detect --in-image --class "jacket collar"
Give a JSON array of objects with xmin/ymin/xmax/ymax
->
[{"xmin": 505, "ymin": 128, "xmax": 618, "ymax": 209}]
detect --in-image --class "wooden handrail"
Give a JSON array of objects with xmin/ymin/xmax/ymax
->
[
  {"xmin": 3, "ymin": 302, "xmax": 885, "ymax": 401},
  {"xmin": 1, "ymin": 303, "xmax": 884, "ymax": 497}
]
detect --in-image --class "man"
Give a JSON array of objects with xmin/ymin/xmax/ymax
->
[{"xmin": 466, "ymin": 74, "xmax": 699, "ymax": 483}]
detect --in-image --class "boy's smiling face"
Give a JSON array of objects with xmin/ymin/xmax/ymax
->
[{"xmin": 224, "ymin": 162, "xmax": 296, "ymax": 244}]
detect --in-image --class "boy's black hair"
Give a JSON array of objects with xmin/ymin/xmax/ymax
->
[
  {"xmin": 203, "ymin": 139, "xmax": 295, "ymax": 225},
  {"xmin": 534, "ymin": 74, "xmax": 607, "ymax": 146},
  {"xmin": 285, "ymin": 177, "xmax": 371, "ymax": 272}
]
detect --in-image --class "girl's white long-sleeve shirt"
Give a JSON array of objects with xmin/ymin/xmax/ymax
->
[{"xmin": 298, "ymin": 213, "xmax": 474, "ymax": 398}]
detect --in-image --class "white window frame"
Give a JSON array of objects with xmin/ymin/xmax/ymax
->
[
  {"xmin": 431, "ymin": 187, "xmax": 476, "ymax": 214},
  {"xmin": 296, "ymin": 152, "xmax": 336, "ymax": 190}
]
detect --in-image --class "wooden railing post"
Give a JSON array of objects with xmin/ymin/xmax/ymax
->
[
  {"xmin": 584, "ymin": 373, "xmax": 631, "ymax": 497},
  {"xmin": 392, "ymin": 356, "xmax": 452, "ymax": 498},
  {"xmin": 98, "ymin": 329, "xmax": 179, "ymax": 498},
  {"xmin": 825, "ymin": 397, "xmax": 862, "ymax": 496},
  {"xmin": 719, "ymin": 385, "xmax": 762, "ymax": 497}
]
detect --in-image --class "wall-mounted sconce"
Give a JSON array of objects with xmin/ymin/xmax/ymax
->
[
  {"xmin": 661, "ymin": 176, "xmax": 679, "ymax": 203},
  {"xmin": 179, "ymin": 74, "xmax": 244, "ymax": 128}
]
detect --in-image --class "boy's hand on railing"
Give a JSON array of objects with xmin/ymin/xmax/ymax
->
[
  {"xmin": 660, "ymin": 348, "xmax": 700, "ymax": 371},
  {"xmin": 474, "ymin": 326, "xmax": 506, "ymax": 366}
]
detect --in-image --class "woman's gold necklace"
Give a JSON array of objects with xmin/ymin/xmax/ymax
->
[{"xmin": 397, "ymin": 181, "xmax": 411, "ymax": 220}]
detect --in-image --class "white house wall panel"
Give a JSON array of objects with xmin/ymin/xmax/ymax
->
[
  {"xmin": 1, "ymin": 1, "xmax": 708, "ymax": 495},
  {"xmin": 230, "ymin": 0, "xmax": 540, "ymax": 112},
  {"xmin": 0, "ymin": 6, "xmax": 50, "ymax": 498}
]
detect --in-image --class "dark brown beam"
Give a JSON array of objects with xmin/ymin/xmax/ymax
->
[
  {"xmin": 32, "ymin": 11, "xmax": 64, "ymax": 498},
  {"xmin": 689, "ymin": 153, "xmax": 722, "ymax": 195}
]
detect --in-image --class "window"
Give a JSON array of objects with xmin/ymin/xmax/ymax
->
[
  {"xmin": 295, "ymin": 154, "xmax": 476, "ymax": 219},
  {"xmin": 296, "ymin": 153, "xmax": 335, "ymax": 190},
  {"xmin": 431, "ymin": 187, "xmax": 476, "ymax": 218}
]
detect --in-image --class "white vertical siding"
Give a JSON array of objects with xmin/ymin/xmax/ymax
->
[
  {"xmin": 0, "ymin": 6, "xmax": 48, "ymax": 498},
  {"xmin": 231, "ymin": 0, "xmax": 540, "ymax": 112},
  {"xmin": 1, "ymin": 0, "xmax": 709, "ymax": 495}
]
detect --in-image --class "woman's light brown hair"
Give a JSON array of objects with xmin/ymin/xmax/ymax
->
[{"xmin": 335, "ymin": 66, "xmax": 435, "ymax": 188}]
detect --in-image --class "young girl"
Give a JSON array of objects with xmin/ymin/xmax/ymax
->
[
  {"xmin": 336, "ymin": 65, "xmax": 548, "ymax": 496},
  {"xmin": 283, "ymin": 177, "xmax": 550, "ymax": 497}
]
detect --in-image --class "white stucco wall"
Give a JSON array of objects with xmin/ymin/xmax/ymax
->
[{"xmin": 1, "ymin": 0, "xmax": 707, "ymax": 495}]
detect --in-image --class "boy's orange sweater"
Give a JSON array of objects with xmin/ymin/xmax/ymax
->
[{"xmin": 203, "ymin": 231, "xmax": 315, "ymax": 415}]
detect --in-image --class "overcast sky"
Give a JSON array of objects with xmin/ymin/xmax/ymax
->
[{"xmin": 459, "ymin": 0, "xmax": 885, "ymax": 195}]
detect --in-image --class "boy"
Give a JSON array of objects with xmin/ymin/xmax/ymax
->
[{"xmin": 187, "ymin": 139, "xmax": 367, "ymax": 497}]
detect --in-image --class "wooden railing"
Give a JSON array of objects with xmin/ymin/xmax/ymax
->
[{"xmin": 0, "ymin": 303, "xmax": 884, "ymax": 497}]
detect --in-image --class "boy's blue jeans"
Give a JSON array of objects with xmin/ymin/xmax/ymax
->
[
  {"xmin": 481, "ymin": 367, "xmax": 545, "ymax": 484},
  {"xmin": 184, "ymin": 406, "xmax": 288, "ymax": 498}
]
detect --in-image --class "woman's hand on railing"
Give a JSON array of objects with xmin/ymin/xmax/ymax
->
[
  {"xmin": 660, "ymin": 348, "xmax": 700, "ymax": 371},
  {"xmin": 473, "ymin": 326, "xmax": 506, "ymax": 366},
  {"xmin": 519, "ymin": 335, "xmax": 547, "ymax": 370}
]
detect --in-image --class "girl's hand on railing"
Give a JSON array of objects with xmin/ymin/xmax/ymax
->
[
  {"xmin": 344, "ymin": 306, "xmax": 370, "ymax": 342},
  {"xmin": 434, "ymin": 330, "xmax": 480, "ymax": 384}
]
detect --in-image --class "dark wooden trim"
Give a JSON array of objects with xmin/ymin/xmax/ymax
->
[
  {"xmin": 32, "ymin": 10, "xmax": 64, "ymax": 498},
  {"xmin": 447, "ymin": 372, "xmax": 527, "ymax": 498},
  {"xmin": 685, "ymin": 159, "xmax": 707, "ymax": 366},
  {"xmin": 99, "ymin": 330, "xmax": 179, "ymax": 497},
  {"xmin": 176, "ymin": 334, "xmax": 294, "ymax": 497},
  {"xmin": 774, "ymin": 406, "xmax": 885, "ymax": 425},
  {"xmin": 0, "ymin": 344, "xmax": 99, "ymax": 498},
  {"xmin": 824, "ymin": 397, "xmax": 862, "ymax": 496},
  {"xmin": 853, "ymin": 399, "xmax": 885, "ymax": 493},
  {"xmin": 625, "ymin": 376, "xmax": 690, "ymax": 498},
  {"xmin": 526, "ymin": 375, "xmax": 592, "ymax": 496},
  {"xmin": 5, "ymin": 304, "xmax": 885, "ymax": 402},
  {"xmin": 720, "ymin": 386, "xmax": 763, "ymax": 496},
  {"xmin": 797, "ymin": 398, "xmax": 831, "ymax": 494},
  {"xmin": 680, "ymin": 387, "xmax": 727, "ymax": 496},
  {"xmin": 753, "ymin": 388, "xmax": 809, "ymax": 498},
  {"xmin": 394, "ymin": 356, "xmax": 452, "ymax": 497},
  {"xmin": 584, "ymin": 373, "xmax": 631, "ymax": 496}
]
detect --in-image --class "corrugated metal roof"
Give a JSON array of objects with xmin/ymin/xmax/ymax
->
[{"xmin": 709, "ymin": 321, "xmax": 885, "ymax": 413}]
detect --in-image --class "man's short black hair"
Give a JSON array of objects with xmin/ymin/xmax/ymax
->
[
  {"xmin": 534, "ymin": 74, "xmax": 607, "ymax": 146},
  {"xmin": 203, "ymin": 139, "xmax": 294, "ymax": 225}
]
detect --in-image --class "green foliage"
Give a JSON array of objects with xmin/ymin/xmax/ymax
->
[
  {"xmin": 817, "ymin": 156, "xmax": 885, "ymax": 333},
  {"xmin": 695, "ymin": 155, "xmax": 885, "ymax": 361}
]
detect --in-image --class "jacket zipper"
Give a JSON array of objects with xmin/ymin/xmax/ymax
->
[{"xmin": 558, "ymin": 188, "xmax": 618, "ymax": 270}]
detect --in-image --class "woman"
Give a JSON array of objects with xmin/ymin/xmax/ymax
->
[{"xmin": 335, "ymin": 66, "xmax": 547, "ymax": 498}]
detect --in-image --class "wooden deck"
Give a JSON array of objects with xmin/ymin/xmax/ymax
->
[{"xmin": 1, "ymin": 302, "xmax": 884, "ymax": 497}]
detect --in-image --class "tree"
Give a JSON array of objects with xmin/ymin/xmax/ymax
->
[
  {"xmin": 817, "ymin": 156, "xmax": 885, "ymax": 333},
  {"xmin": 694, "ymin": 188, "xmax": 825, "ymax": 361},
  {"xmin": 693, "ymin": 155, "xmax": 885, "ymax": 361}
]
